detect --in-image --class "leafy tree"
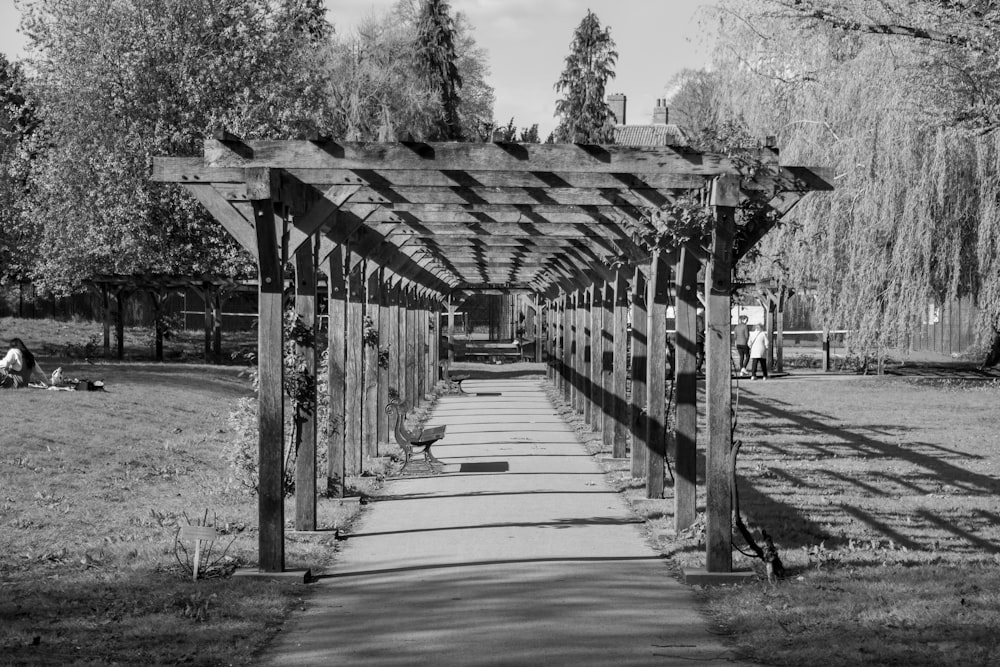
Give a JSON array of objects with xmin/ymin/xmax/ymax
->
[
  {"xmin": 414, "ymin": 0, "xmax": 463, "ymax": 140},
  {"xmin": 324, "ymin": 0, "xmax": 493, "ymax": 142},
  {"xmin": 665, "ymin": 68, "xmax": 722, "ymax": 136},
  {"xmin": 707, "ymin": 0, "xmax": 1000, "ymax": 364},
  {"xmin": 321, "ymin": 14, "xmax": 440, "ymax": 141},
  {"xmin": 0, "ymin": 54, "xmax": 41, "ymax": 285},
  {"xmin": 553, "ymin": 10, "xmax": 618, "ymax": 143},
  {"xmin": 18, "ymin": 0, "xmax": 331, "ymax": 293}
]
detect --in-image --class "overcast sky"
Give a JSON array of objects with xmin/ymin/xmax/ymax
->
[{"xmin": 0, "ymin": 0, "xmax": 717, "ymax": 138}]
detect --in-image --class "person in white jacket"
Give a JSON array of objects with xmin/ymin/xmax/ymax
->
[{"xmin": 748, "ymin": 325, "xmax": 769, "ymax": 380}]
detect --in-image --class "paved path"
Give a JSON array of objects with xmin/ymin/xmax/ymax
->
[{"xmin": 265, "ymin": 377, "xmax": 750, "ymax": 666}]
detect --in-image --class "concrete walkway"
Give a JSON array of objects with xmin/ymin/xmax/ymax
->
[{"xmin": 264, "ymin": 377, "xmax": 750, "ymax": 666}]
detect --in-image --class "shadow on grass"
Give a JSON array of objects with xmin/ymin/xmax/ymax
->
[{"xmin": 732, "ymin": 391, "xmax": 1000, "ymax": 552}]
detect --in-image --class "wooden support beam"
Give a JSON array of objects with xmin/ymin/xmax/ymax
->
[
  {"xmin": 199, "ymin": 283, "xmax": 213, "ymax": 363},
  {"xmin": 562, "ymin": 293, "xmax": 574, "ymax": 405},
  {"xmin": 674, "ymin": 246, "xmax": 700, "ymax": 531},
  {"xmin": 599, "ymin": 279, "xmax": 614, "ymax": 451},
  {"xmin": 251, "ymin": 190, "xmax": 284, "ymax": 573},
  {"xmin": 705, "ymin": 175, "xmax": 738, "ymax": 573},
  {"xmin": 345, "ymin": 261, "xmax": 365, "ymax": 476},
  {"xmin": 326, "ymin": 246, "xmax": 347, "ymax": 497},
  {"xmin": 590, "ymin": 281, "xmax": 605, "ymax": 434},
  {"xmin": 534, "ymin": 294, "xmax": 544, "ymax": 363},
  {"xmin": 294, "ymin": 238, "xmax": 317, "ymax": 531},
  {"xmin": 645, "ymin": 251, "xmax": 670, "ymax": 499},
  {"xmin": 545, "ymin": 299, "xmax": 555, "ymax": 381},
  {"xmin": 150, "ymin": 290, "xmax": 165, "ymax": 362},
  {"xmin": 115, "ymin": 290, "xmax": 126, "ymax": 361},
  {"xmin": 388, "ymin": 282, "xmax": 402, "ymax": 421},
  {"xmin": 212, "ymin": 290, "xmax": 223, "ymax": 361},
  {"xmin": 363, "ymin": 268, "xmax": 380, "ymax": 461},
  {"xmin": 377, "ymin": 274, "xmax": 391, "ymax": 453},
  {"xmin": 445, "ymin": 296, "xmax": 457, "ymax": 377},
  {"xmin": 612, "ymin": 270, "xmax": 629, "ymax": 458},
  {"xmin": 405, "ymin": 287, "xmax": 418, "ymax": 409},
  {"xmin": 630, "ymin": 268, "xmax": 648, "ymax": 479},
  {"xmin": 287, "ymin": 184, "xmax": 362, "ymax": 256},
  {"xmin": 100, "ymin": 284, "xmax": 111, "ymax": 356},
  {"xmin": 203, "ymin": 138, "xmax": 777, "ymax": 176},
  {"xmin": 575, "ymin": 288, "xmax": 588, "ymax": 416},
  {"xmin": 184, "ymin": 184, "xmax": 258, "ymax": 259},
  {"xmin": 581, "ymin": 286, "xmax": 595, "ymax": 424}
]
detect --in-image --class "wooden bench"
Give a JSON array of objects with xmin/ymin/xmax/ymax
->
[
  {"xmin": 385, "ymin": 399, "xmax": 446, "ymax": 473},
  {"xmin": 444, "ymin": 373, "xmax": 502, "ymax": 397}
]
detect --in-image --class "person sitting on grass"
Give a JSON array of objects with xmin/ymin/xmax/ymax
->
[{"xmin": 0, "ymin": 338, "xmax": 48, "ymax": 389}]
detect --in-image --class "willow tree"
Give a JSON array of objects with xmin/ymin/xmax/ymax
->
[
  {"xmin": 702, "ymin": 0, "xmax": 999, "ymax": 365},
  {"xmin": 553, "ymin": 10, "xmax": 618, "ymax": 144}
]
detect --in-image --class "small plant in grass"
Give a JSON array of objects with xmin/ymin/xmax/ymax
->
[{"xmin": 171, "ymin": 510, "xmax": 239, "ymax": 580}]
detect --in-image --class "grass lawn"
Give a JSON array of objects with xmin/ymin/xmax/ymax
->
[
  {"xmin": 0, "ymin": 318, "xmax": 372, "ymax": 665},
  {"xmin": 7, "ymin": 314, "xmax": 1000, "ymax": 665},
  {"xmin": 571, "ymin": 372, "xmax": 1000, "ymax": 666}
]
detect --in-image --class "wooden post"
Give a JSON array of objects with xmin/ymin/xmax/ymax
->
[
  {"xmin": 822, "ymin": 326, "xmax": 831, "ymax": 372},
  {"xmin": 674, "ymin": 246, "xmax": 700, "ymax": 530},
  {"xmin": 542, "ymin": 299, "xmax": 557, "ymax": 384},
  {"xmin": 363, "ymin": 267, "xmax": 380, "ymax": 461},
  {"xmin": 776, "ymin": 286, "xmax": 790, "ymax": 373},
  {"xmin": 101, "ymin": 284, "xmax": 111, "ymax": 356},
  {"xmin": 417, "ymin": 295, "xmax": 428, "ymax": 400},
  {"xmin": 646, "ymin": 252, "xmax": 670, "ymax": 499},
  {"xmin": 326, "ymin": 246, "xmax": 347, "ymax": 497},
  {"xmin": 562, "ymin": 294, "xmax": 573, "ymax": 404},
  {"xmin": 212, "ymin": 290, "xmax": 222, "ymax": 362},
  {"xmin": 599, "ymin": 279, "xmax": 614, "ymax": 451},
  {"xmin": 706, "ymin": 175, "xmax": 738, "ymax": 573},
  {"xmin": 630, "ymin": 268, "xmax": 648, "ymax": 479},
  {"xmin": 429, "ymin": 298, "xmax": 440, "ymax": 388},
  {"xmin": 551, "ymin": 298, "xmax": 561, "ymax": 385},
  {"xmin": 405, "ymin": 287, "xmax": 418, "ymax": 408},
  {"xmin": 612, "ymin": 270, "xmax": 629, "ymax": 459},
  {"xmin": 388, "ymin": 282, "xmax": 402, "ymax": 411},
  {"xmin": 151, "ymin": 290, "xmax": 164, "ymax": 362},
  {"xmin": 345, "ymin": 261, "xmax": 364, "ymax": 476},
  {"xmin": 294, "ymin": 239, "xmax": 317, "ymax": 531},
  {"xmin": 535, "ymin": 295, "xmax": 544, "ymax": 363},
  {"xmin": 445, "ymin": 295, "xmax": 456, "ymax": 381},
  {"xmin": 377, "ymin": 275, "xmax": 390, "ymax": 453},
  {"xmin": 251, "ymin": 178, "xmax": 284, "ymax": 573},
  {"xmin": 590, "ymin": 281, "xmax": 605, "ymax": 435},
  {"xmin": 201, "ymin": 283, "xmax": 214, "ymax": 364},
  {"xmin": 576, "ymin": 288, "xmax": 588, "ymax": 417},
  {"xmin": 764, "ymin": 294, "xmax": 776, "ymax": 372},
  {"xmin": 115, "ymin": 290, "xmax": 126, "ymax": 360}
]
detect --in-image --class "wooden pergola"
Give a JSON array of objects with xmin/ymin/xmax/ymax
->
[{"xmin": 153, "ymin": 135, "xmax": 831, "ymax": 575}]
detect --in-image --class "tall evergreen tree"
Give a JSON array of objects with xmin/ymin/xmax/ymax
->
[
  {"xmin": 415, "ymin": 0, "xmax": 463, "ymax": 140},
  {"xmin": 553, "ymin": 10, "xmax": 618, "ymax": 143}
]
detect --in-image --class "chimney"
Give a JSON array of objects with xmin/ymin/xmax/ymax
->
[
  {"xmin": 608, "ymin": 93, "xmax": 627, "ymax": 125},
  {"xmin": 653, "ymin": 98, "xmax": 669, "ymax": 124}
]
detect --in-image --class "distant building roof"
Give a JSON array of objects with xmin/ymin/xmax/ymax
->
[{"xmin": 614, "ymin": 123, "xmax": 690, "ymax": 147}]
